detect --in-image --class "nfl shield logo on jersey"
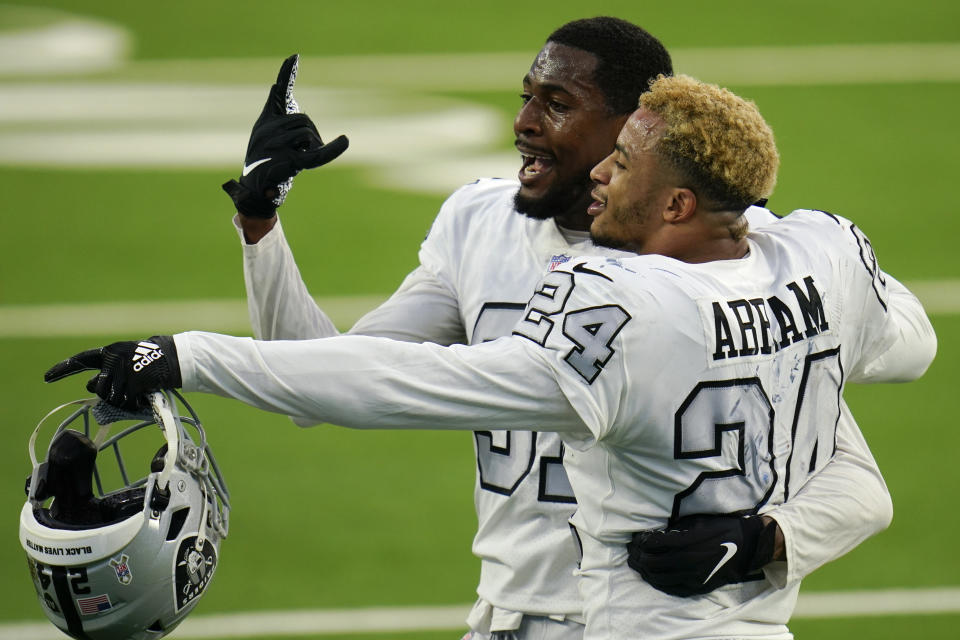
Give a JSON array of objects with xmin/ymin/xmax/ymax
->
[
  {"xmin": 548, "ymin": 254, "xmax": 571, "ymax": 271},
  {"xmin": 110, "ymin": 554, "xmax": 133, "ymax": 585}
]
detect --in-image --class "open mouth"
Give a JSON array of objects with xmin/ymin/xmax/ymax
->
[
  {"xmin": 587, "ymin": 188, "xmax": 607, "ymax": 216},
  {"xmin": 516, "ymin": 142, "xmax": 555, "ymax": 187},
  {"xmin": 520, "ymin": 153, "xmax": 554, "ymax": 177}
]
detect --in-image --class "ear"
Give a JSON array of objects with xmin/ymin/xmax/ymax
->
[{"xmin": 663, "ymin": 188, "xmax": 697, "ymax": 223}]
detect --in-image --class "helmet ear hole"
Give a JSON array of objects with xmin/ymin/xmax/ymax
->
[
  {"xmin": 166, "ymin": 507, "xmax": 190, "ymax": 541},
  {"xmin": 148, "ymin": 619, "xmax": 164, "ymax": 632}
]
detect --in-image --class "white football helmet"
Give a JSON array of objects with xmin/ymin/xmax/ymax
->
[{"xmin": 19, "ymin": 390, "xmax": 230, "ymax": 640}]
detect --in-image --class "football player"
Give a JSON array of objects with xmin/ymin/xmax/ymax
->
[
  {"xmin": 227, "ymin": 18, "xmax": 679, "ymax": 638},
  {"xmin": 46, "ymin": 74, "xmax": 936, "ymax": 638}
]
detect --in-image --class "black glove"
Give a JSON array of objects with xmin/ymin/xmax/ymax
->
[
  {"xmin": 627, "ymin": 514, "xmax": 778, "ymax": 597},
  {"xmin": 44, "ymin": 336, "xmax": 182, "ymax": 411},
  {"xmin": 222, "ymin": 54, "xmax": 349, "ymax": 218}
]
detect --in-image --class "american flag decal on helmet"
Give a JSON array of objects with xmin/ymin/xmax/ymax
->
[{"xmin": 77, "ymin": 594, "xmax": 112, "ymax": 615}]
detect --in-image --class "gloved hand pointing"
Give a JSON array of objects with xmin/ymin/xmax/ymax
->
[
  {"xmin": 222, "ymin": 54, "xmax": 349, "ymax": 218},
  {"xmin": 44, "ymin": 336, "xmax": 182, "ymax": 411}
]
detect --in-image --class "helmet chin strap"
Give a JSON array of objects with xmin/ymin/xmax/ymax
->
[
  {"xmin": 149, "ymin": 390, "xmax": 214, "ymax": 550},
  {"xmin": 149, "ymin": 391, "xmax": 180, "ymax": 493}
]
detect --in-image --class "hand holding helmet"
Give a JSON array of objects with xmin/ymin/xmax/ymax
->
[{"xmin": 44, "ymin": 336, "xmax": 181, "ymax": 411}]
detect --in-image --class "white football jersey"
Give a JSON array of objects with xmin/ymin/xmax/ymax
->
[
  {"xmin": 501, "ymin": 210, "xmax": 919, "ymax": 638},
  {"xmin": 231, "ymin": 183, "xmax": 930, "ymax": 630}
]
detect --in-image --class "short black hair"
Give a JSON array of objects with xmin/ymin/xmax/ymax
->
[{"xmin": 547, "ymin": 17, "xmax": 673, "ymax": 115}]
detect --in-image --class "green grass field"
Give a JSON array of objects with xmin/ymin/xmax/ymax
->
[{"xmin": 1, "ymin": 1, "xmax": 958, "ymax": 638}]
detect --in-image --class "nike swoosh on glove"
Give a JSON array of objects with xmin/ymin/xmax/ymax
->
[
  {"xmin": 222, "ymin": 53, "xmax": 349, "ymax": 218},
  {"xmin": 44, "ymin": 336, "xmax": 182, "ymax": 411},
  {"xmin": 626, "ymin": 513, "xmax": 777, "ymax": 597}
]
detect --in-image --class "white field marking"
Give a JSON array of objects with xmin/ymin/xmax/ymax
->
[
  {"xmin": 0, "ymin": 7, "xmax": 128, "ymax": 76},
  {"xmin": 2, "ymin": 3, "xmax": 960, "ymax": 86},
  {"xmin": 0, "ymin": 82, "xmax": 511, "ymax": 195},
  {"xmin": 672, "ymin": 42, "xmax": 960, "ymax": 87},
  {"xmin": 0, "ymin": 296, "xmax": 386, "ymax": 338},
  {"xmin": 0, "ymin": 279, "xmax": 955, "ymax": 339},
  {"xmin": 793, "ymin": 587, "xmax": 960, "ymax": 618},
  {"xmin": 1, "ymin": 587, "xmax": 959, "ymax": 639},
  {"xmin": 16, "ymin": 43, "xmax": 960, "ymax": 89},
  {"xmin": 2, "ymin": 31, "xmax": 960, "ymax": 195},
  {"xmin": 894, "ymin": 279, "xmax": 960, "ymax": 316}
]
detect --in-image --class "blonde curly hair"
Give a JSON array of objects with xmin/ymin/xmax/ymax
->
[{"xmin": 639, "ymin": 74, "xmax": 779, "ymax": 210}]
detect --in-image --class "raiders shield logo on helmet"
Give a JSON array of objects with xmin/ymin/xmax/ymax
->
[{"xmin": 174, "ymin": 536, "xmax": 218, "ymax": 612}]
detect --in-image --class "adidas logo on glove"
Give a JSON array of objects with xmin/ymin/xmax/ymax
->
[
  {"xmin": 45, "ymin": 334, "xmax": 182, "ymax": 411},
  {"xmin": 131, "ymin": 341, "xmax": 163, "ymax": 372}
]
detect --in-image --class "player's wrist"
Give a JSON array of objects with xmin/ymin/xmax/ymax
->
[
  {"xmin": 222, "ymin": 179, "xmax": 279, "ymax": 219},
  {"xmin": 766, "ymin": 515, "xmax": 786, "ymax": 562},
  {"xmin": 752, "ymin": 515, "xmax": 784, "ymax": 568},
  {"xmin": 237, "ymin": 212, "xmax": 278, "ymax": 244}
]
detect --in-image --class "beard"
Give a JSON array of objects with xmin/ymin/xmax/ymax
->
[
  {"xmin": 589, "ymin": 227, "xmax": 628, "ymax": 250},
  {"xmin": 589, "ymin": 200, "xmax": 653, "ymax": 252},
  {"xmin": 513, "ymin": 174, "xmax": 593, "ymax": 221}
]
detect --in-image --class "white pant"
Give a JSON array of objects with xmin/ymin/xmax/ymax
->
[
  {"xmin": 463, "ymin": 615, "xmax": 584, "ymax": 640},
  {"xmin": 464, "ymin": 599, "xmax": 584, "ymax": 640}
]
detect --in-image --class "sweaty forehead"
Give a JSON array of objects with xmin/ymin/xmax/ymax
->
[
  {"xmin": 526, "ymin": 42, "xmax": 601, "ymax": 95},
  {"xmin": 622, "ymin": 108, "xmax": 666, "ymax": 153}
]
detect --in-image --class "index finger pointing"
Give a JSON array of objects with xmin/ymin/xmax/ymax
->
[
  {"xmin": 260, "ymin": 54, "xmax": 301, "ymax": 118},
  {"xmin": 44, "ymin": 348, "xmax": 105, "ymax": 383},
  {"xmin": 277, "ymin": 53, "xmax": 301, "ymax": 115}
]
